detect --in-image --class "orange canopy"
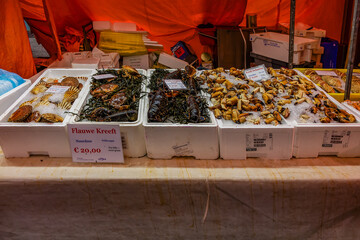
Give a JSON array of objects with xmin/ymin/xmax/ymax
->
[{"xmin": 0, "ymin": 0, "xmax": 346, "ymax": 78}]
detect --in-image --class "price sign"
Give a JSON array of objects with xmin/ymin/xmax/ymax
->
[
  {"xmin": 46, "ymin": 85, "xmax": 70, "ymax": 94},
  {"xmin": 67, "ymin": 124, "xmax": 124, "ymax": 163},
  {"xmin": 315, "ymin": 70, "xmax": 338, "ymax": 77},
  {"xmin": 244, "ymin": 64, "xmax": 271, "ymax": 82},
  {"xmin": 164, "ymin": 79, "xmax": 188, "ymax": 90},
  {"xmin": 93, "ymin": 74, "xmax": 116, "ymax": 80}
]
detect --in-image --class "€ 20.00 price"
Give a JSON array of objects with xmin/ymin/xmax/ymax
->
[{"xmin": 74, "ymin": 147, "xmax": 101, "ymax": 154}]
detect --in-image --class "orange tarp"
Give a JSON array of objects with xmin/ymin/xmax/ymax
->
[
  {"xmin": 0, "ymin": 0, "xmax": 347, "ymax": 78},
  {"xmin": 0, "ymin": 0, "xmax": 36, "ymax": 78}
]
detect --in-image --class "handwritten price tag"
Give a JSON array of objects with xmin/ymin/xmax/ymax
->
[
  {"xmin": 244, "ymin": 64, "xmax": 271, "ymax": 82},
  {"xmin": 67, "ymin": 124, "xmax": 124, "ymax": 163}
]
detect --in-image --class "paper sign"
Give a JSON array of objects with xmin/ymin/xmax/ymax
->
[
  {"xmin": 315, "ymin": 70, "xmax": 338, "ymax": 77},
  {"xmin": 93, "ymin": 74, "xmax": 116, "ymax": 80},
  {"xmin": 322, "ymin": 130, "xmax": 351, "ymax": 148},
  {"xmin": 164, "ymin": 79, "xmax": 188, "ymax": 90},
  {"xmin": 67, "ymin": 124, "xmax": 124, "ymax": 163},
  {"xmin": 244, "ymin": 64, "xmax": 271, "ymax": 82},
  {"xmin": 353, "ymin": 73, "xmax": 360, "ymax": 78},
  {"xmin": 46, "ymin": 85, "xmax": 70, "ymax": 94},
  {"xmin": 246, "ymin": 133, "xmax": 274, "ymax": 152}
]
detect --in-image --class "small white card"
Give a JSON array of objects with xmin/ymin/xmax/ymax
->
[
  {"xmin": 46, "ymin": 85, "xmax": 70, "ymax": 94},
  {"xmin": 315, "ymin": 70, "xmax": 338, "ymax": 77},
  {"xmin": 164, "ymin": 79, "xmax": 188, "ymax": 90},
  {"xmin": 67, "ymin": 124, "xmax": 124, "ymax": 163},
  {"xmin": 93, "ymin": 74, "xmax": 116, "ymax": 80},
  {"xmin": 244, "ymin": 64, "xmax": 271, "ymax": 82}
]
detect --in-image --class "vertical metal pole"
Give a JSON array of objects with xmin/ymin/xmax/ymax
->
[
  {"xmin": 345, "ymin": 0, "xmax": 360, "ymax": 100},
  {"xmin": 288, "ymin": 0, "xmax": 296, "ymax": 69}
]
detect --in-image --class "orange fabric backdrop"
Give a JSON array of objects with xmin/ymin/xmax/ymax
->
[
  {"xmin": 0, "ymin": 0, "xmax": 36, "ymax": 78},
  {"xmin": 241, "ymin": 0, "xmax": 345, "ymax": 41},
  {"xmin": 0, "ymin": 0, "xmax": 347, "ymax": 78}
]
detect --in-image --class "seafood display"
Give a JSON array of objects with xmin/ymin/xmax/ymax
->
[
  {"xmin": 78, "ymin": 67, "xmax": 145, "ymax": 122},
  {"xmin": 147, "ymin": 68, "xmax": 210, "ymax": 124},
  {"xmin": 7, "ymin": 75, "xmax": 87, "ymax": 123},
  {"xmin": 303, "ymin": 69, "xmax": 360, "ymax": 93},
  {"xmin": 202, "ymin": 67, "xmax": 356, "ymax": 125},
  {"xmin": 344, "ymin": 100, "xmax": 360, "ymax": 111}
]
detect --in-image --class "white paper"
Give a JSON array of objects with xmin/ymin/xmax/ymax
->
[
  {"xmin": 322, "ymin": 130, "xmax": 351, "ymax": 148},
  {"xmin": 246, "ymin": 133, "xmax": 274, "ymax": 152},
  {"xmin": 93, "ymin": 74, "xmax": 116, "ymax": 80},
  {"xmin": 68, "ymin": 124, "xmax": 124, "ymax": 163},
  {"xmin": 46, "ymin": 85, "xmax": 70, "ymax": 94},
  {"xmin": 164, "ymin": 79, "xmax": 187, "ymax": 90},
  {"xmin": 315, "ymin": 70, "xmax": 338, "ymax": 77},
  {"xmin": 244, "ymin": 65, "xmax": 271, "ymax": 82}
]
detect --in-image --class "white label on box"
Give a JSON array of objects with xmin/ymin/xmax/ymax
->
[
  {"xmin": 246, "ymin": 133, "xmax": 274, "ymax": 152},
  {"xmin": 68, "ymin": 124, "xmax": 124, "ymax": 163},
  {"xmin": 93, "ymin": 74, "xmax": 116, "ymax": 80},
  {"xmin": 315, "ymin": 70, "xmax": 338, "ymax": 77},
  {"xmin": 244, "ymin": 64, "xmax": 271, "ymax": 82},
  {"xmin": 46, "ymin": 85, "xmax": 70, "ymax": 94},
  {"xmin": 322, "ymin": 130, "xmax": 351, "ymax": 148},
  {"xmin": 164, "ymin": 79, "xmax": 188, "ymax": 90},
  {"xmin": 172, "ymin": 142, "xmax": 194, "ymax": 155}
]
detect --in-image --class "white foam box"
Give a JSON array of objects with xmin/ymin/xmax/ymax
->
[
  {"xmin": 0, "ymin": 80, "xmax": 31, "ymax": 115},
  {"xmin": 69, "ymin": 70, "xmax": 147, "ymax": 158},
  {"xmin": 71, "ymin": 58, "xmax": 100, "ymax": 69},
  {"xmin": 143, "ymin": 69, "xmax": 219, "ymax": 159},
  {"xmin": 0, "ymin": 69, "xmax": 96, "ymax": 158},
  {"xmin": 158, "ymin": 53, "xmax": 188, "ymax": 69},
  {"xmin": 98, "ymin": 53, "xmax": 120, "ymax": 69},
  {"xmin": 218, "ymin": 120, "xmax": 294, "ymax": 160},
  {"xmin": 250, "ymin": 32, "xmax": 318, "ymax": 65},
  {"xmin": 291, "ymin": 70, "xmax": 360, "ymax": 158},
  {"xmin": 123, "ymin": 54, "xmax": 149, "ymax": 69},
  {"xmin": 93, "ymin": 21, "xmax": 111, "ymax": 32},
  {"xmin": 111, "ymin": 22, "xmax": 137, "ymax": 32}
]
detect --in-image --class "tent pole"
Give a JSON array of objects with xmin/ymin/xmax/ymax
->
[
  {"xmin": 42, "ymin": 0, "xmax": 62, "ymax": 60},
  {"xmin": 288, "ymin": 0, "xmax": 296, "ymax": 69},
  {"xmin": 345, "ymin": 0, "xmax": 360, "ymax": 100}
]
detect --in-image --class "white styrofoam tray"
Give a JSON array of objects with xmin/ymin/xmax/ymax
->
[
  {"xmin": 69, "ymin": 69, "xmax": 147, "ymax": 158},
  {"xmin": 0, "ymin": 80, "xmax": 31, "ymax": 115},
  {"xmin": 218, "ymin": 118, "xmax": 294, "ymax": 160},
  {"xmin": 0, "ymin": 69, "xmax": 96, "ymax": 158},
  {"xmin": 250, "ymin": 32, "xmax": 318, "ymax": 64},
  {"xmin": 144, "ymin": 69, "xmax": 219, "ymax": 159},
  {"xmin": 290, "ymin": 70, "xmax": 360, "ymax": 158}
]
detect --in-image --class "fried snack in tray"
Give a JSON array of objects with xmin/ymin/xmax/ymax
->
[
  {"xmin": 303, "ymin": 69, "xmax": 336, "ymax": 93},
  {"xmin": 8, "ymin": 75, "xmax": 87, "ymax": 123},
  {"xmin": 345, "ymin": 100, "xmax": 360, "ymax": 111},
  {"xmin": 334, "ymin": 70, "xmax": 360, "ymax": 93},
  {"xmin": 201, "ymin": 67, "xmax": 356, "ymax": 124}
]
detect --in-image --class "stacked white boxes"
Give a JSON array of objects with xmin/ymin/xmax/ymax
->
[{"xmin": 250, "ymin": 32, "xmax": 318, "ymax": 65}]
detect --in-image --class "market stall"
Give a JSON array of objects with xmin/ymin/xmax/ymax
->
[{"xmin": 1, "ymin": 0, "xmax": 360, "ymax": 239}]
